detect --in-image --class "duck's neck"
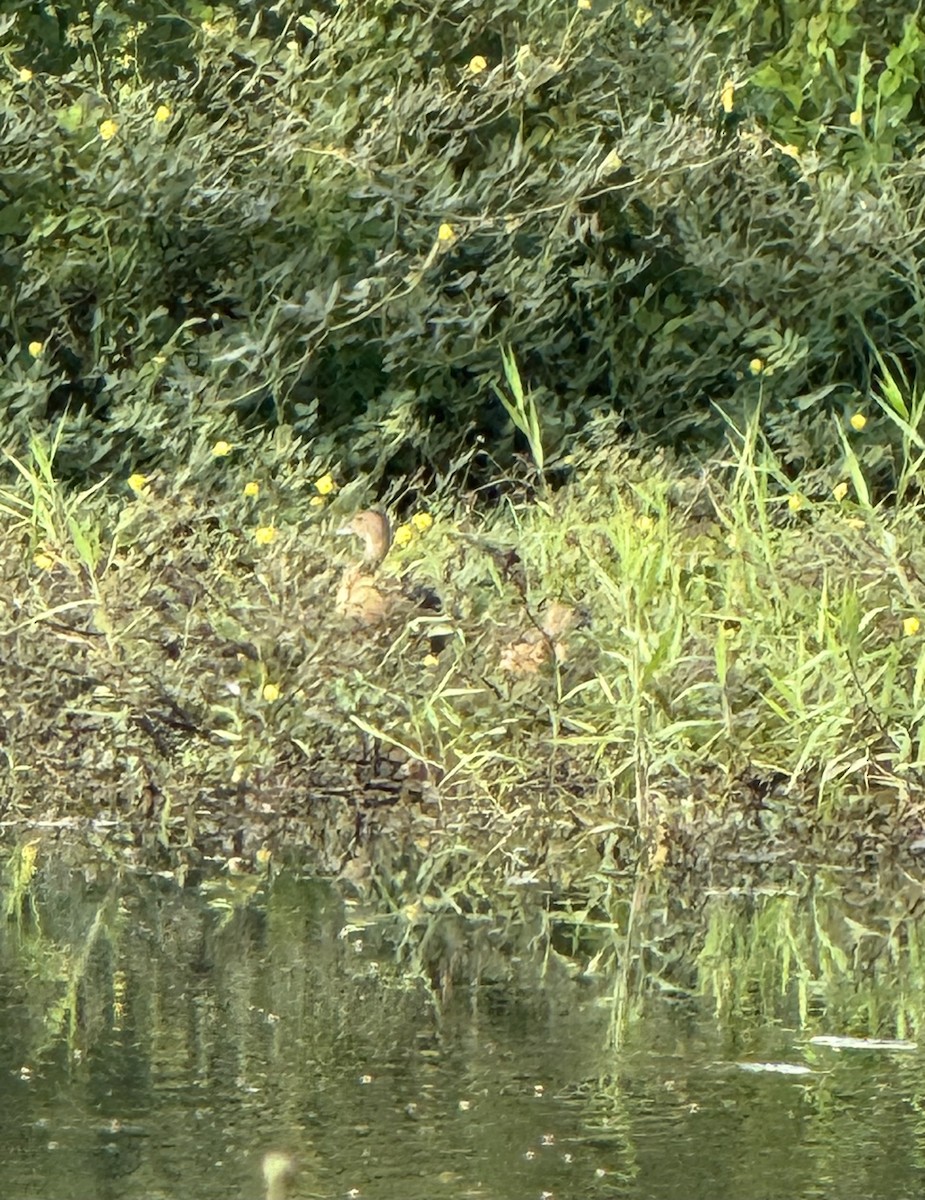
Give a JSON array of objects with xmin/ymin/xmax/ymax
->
[{"xmin": 362, "ymin": 519, "xmax": 391, "ymax": 565}]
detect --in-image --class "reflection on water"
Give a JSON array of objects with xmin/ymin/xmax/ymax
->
[{"xmin": 1, "ymin": 864, "xmax": 924, "ymax": 1200}]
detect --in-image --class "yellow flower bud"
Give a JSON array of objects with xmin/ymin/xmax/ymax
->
[
  {"xmin": 749, "ymin": 357, "xmax": 764, "ymax": 375},
  {"xmin": 243, "ymin": 480, "xmax": 260, "ymax": 498},
  {"xmin": 254, "ymin": 525, "xmax": 278, "ymax": 545},
  {"xmin": 832, "ymin": 481, "xmax": 849, "ymax": 501},
  {"xmin": 721, "ymin": 80, "xmax": 735, "ymax": 114},
  {"xmin": 849, "ymin": 109, "xmax": 862, "ymax": 127},
  {"xmin": 411, "ymin": 511, "xmax": 433, "ymax": 532},
  {"xmin": 787, "ymin": 493, "xmax": 805, "ymax": 513},
  {"xmin": 33, "ymin": 551, "xmax": 55, "ymax": 571},
  {"xmin": 903, "ymin": 616, "xmax": 921, "ymax": 637},
  {"xmin": 315, "ymin": 472, "xmax": 336, "ymax": 495},
  {"xmin": 154, "ymin": 104, "xmax": 171, "ymax": 123},
  {"xmin": 99, "ymin": 119, "xmax": 118, "ymax": 141},
  {"xmin": 393, "ymin": 524, "xmax": 414, "ymax": 547},
  {"xmin": 127, "ymin": 473, "xmax": 147, "ymax": 494},
  {"xmin": 437, "ymin": 222, "xmax": 455, "ymax": 243},
  {"xmin": 212, "ymin": 440, "xmax": 233, "ymax": 457},
  {"xmin": 262, "ymin": 683, "xmax": 281, "ymax": 702},
  {"xmin": 18, "ymin": 68, "xmax": 33, "ymax": 83},
  {"xmin": 849, "ymin": 413, "xmax": 867, "ymax": 431},
  {"xmin": 27, "ymin": 340, "xmax": 44, "ymax": 358},
  {"xmin": 468, "ymin": 55, "xmax": 488, "ymax": 74}
]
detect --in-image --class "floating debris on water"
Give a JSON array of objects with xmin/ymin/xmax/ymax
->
[
  {"xmin": 809, "ymin": 1036, "xmax": 918, "ymax": 1051},
  {"xmin": 735, "ymin": 1061, "xmax": 814, "ymax": 1075}
]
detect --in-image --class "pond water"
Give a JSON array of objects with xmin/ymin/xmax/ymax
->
[{"xmin": 1, "ymin": 863, "xmax": 924, "ymax": 1200}]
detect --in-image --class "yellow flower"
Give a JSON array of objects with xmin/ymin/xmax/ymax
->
[
  {"xmin": 262, "ymin": 683, "xmax": 281, "ymax": 702},
  {"xmin": 636, "ymin": 513, "xmax": 655, "ymax": 532},
  {"xmin": 393, "ymin": 524, "xmax": 414, "ymax": 548},
  {"xmin": 18, "ymin": 68, "xmax": 33, "ymax": 83},
  {"xmin": 903, "ymin": 616, "xmax": 921, "ymax": 637},
  {"xmin": 849, "ymin": 412, "xmax": 867, "ymax": 431},
  {"xmin": 832, "ymin": 481, "xmax": 849, "ymax": 501},
  {"xmin": 411, "ymin": 511, "xmax": 433, "ymax": 532},
  {"xmin": 315, "ymin": 472, "xmax": 336, "ymax": 495},
  {"xmin": 602, "ymin": 149, "xmax": 622, "ymax": 173},
  {"xmin": 749, "ymin": 357, "xmax": 764, "ymax": 375},
  {"xmin": 787, "ymin": 493, "xmax": 805, "ymax": 513},
  {"xmin": 154, "ymin": 104, "xmax": 171, "ymax": 123},
  {"xmin": 721, "ymin": 80, "xmax": 735, "ymax": 114},
  {"xmin": 99, "ymin": 119, "xmax": 118, "ymax": 141},
  {"xmin": 437, "ymin": 222, "xmax": 455, "ymax": 243},
  {"xmin": 309, "ymin": 495, "xmax": 325, "ymax": 507},
  {"xmin": 212, "ymin": 440, "xmax": 233, "ymax": 457},
  {"xmin": 33, "ymin": 551, "xmax": 55, "ymax": 571},
  {"xmin": 577, "ymin": 0, "xmax": 592, "ymax": 8},
  {"xmin": 127, "ymin": 472, "xmax": 147, "ymax": 494},
  {"xmin": 849, "ymin": 109, "xmax": 862, "ymax": 127},
  {"xmin": 422, "ymin": 653, "xmax": 440, "ymax": 667},
  {"xmin": 27, "ymin": 340, "xmax": 44, "ymax": 358},
  {"xmin": 468, "ymin": 55, "xmax": 488, "ymax": 74},
  {"xmin": 254, "ymin": 525, "xmax": 278, "ymax": 545},
  {"xmin": 243, "ymin": 480, "xmax": 260, "ymax": 498}
]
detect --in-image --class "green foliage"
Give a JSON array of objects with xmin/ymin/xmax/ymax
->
[
  {"xmin": 0, "ymin": 423, "xmax": 109, "ymax": 582},
  {"xmin": 492, "ymin": 347, "xmax": 550, "ymax": 481},
  {"xmin": 1, "ymin": 1, "xmax": 925, "ymax": 486},
  {"xmin": 744, "ymin": 1, "xmax": 925, "ymax": 167}
]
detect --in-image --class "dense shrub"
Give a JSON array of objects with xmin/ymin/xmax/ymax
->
[{"xmin": 1, "ymin": 0, "xmax": 925, "ymax": 487}]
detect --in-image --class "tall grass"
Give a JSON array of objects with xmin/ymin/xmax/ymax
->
[{"xmin": 0, "ymin": 404, "xmax": 922, "ymax": 906}]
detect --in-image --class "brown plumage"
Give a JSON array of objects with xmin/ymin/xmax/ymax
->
[
  {"xmin": 338, "ymin": 510, "xmax": 391, "ymax": 565},
  {"xmin": 498, "ymin": 600, "xmax": 577, "ymax": 674},
  {"xmin": 336, "ymin": 510, "xmax": 392, "ymax": 623}
]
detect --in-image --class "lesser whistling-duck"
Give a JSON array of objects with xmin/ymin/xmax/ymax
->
[{"xmin": 335, "ymin": 510, "xmax": 392, "ymax": 623}]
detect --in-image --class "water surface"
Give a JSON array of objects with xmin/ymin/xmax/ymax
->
[{"xmin": 1, "ymin": 864, "xmax": 923, "ymax": 1200}]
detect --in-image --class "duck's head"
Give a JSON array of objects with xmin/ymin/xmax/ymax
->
[{"xmin": 337, "ymin": 510, "xmax": 392, "ymax": 565}]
